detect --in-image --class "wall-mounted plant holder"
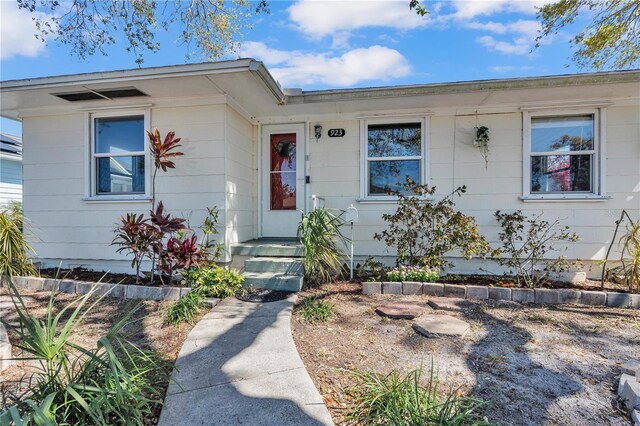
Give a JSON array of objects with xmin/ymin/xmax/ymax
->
[{"xmin": 473, "ymin": 126, "xmax": 490, "ymax": 168}]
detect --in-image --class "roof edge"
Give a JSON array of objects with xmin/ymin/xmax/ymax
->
[
  {"xmin": 0, "ymin": 59, "xmax": 281, "ymax": 96},
  {"xmin": 285, "ymin": 69, "xmax": 640, "ymax": 104}
]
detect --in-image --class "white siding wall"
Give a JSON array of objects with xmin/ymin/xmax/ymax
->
[
  {"xmin": 307, "ymin": 106, "xmax": 640, "ymax": 276},
  {"xmin": 224, "ymin": 106, "xmax": 258, "ymax": 248},
  {"xmin": 18, "ymin": 90, "xmax": 640, "ymax": 277},
  {"xmin": 0, "ymin": 157, "xmax": 22, "ymax": 206},
  {"xmin": 22, "ymin": 105, "xmax": 228, "ymax": 272}
]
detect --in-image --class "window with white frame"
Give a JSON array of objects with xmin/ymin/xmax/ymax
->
[
  {"xmin": 362, "ymin": 118, "xmax": 426, "ymax": 198},
  {"xmin": 524, "ymin": 110, "xmax": 603, "ymax": 198},
  {"xmin": 90, "ymin": 112, "xmax": 147, "ymax": 197}
]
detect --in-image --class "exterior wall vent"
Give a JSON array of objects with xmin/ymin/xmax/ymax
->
[{"xmin": 52, "ymin": 87, "xmax": 148, "ymax": 102}]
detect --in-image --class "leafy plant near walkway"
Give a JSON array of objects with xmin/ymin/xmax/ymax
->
[
  {"xmin": 297, "ymin": 297, "xmax": 334, "ymax": 323},
  {"xmin": 298, "ymin": 208, "xmax": 349, "ymax": 286},
  {"xmin": 0, "ymin": 282, "xmax": 168, "ymax": 425},
  {"xmin": 494, "ymin": 210, "xmax": 579, "ymax": 288},
  {"xmin": 182, "ymin": 264, "xmax": 244, "ymax": 299},
  {"xmin": 165, "ymin": 264, "xmax": 244, "ymax": 325},
  {"xmin": 374, "ymin": 178, "xmax": 493, "ymax": 270},
  {"xmin": 0, "ymin": 205, "xmax": 37, "ymax": 277},
  {"xmin": 347, "ymin": 366, "xmax": 490, "ymax": 425},
  {"xmin": 164, "ymin": 290, "xmax": 207, "ymax": 326}
]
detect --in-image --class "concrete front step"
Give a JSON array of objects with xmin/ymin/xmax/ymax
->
[
  {"xmin": 243, "ymin": 272, "xmax": 304, "ymax": 292},
  {"xmin": 231, "ymin": 239, "xmax": 304, "ymax": 258},
  {"xmin": 245, "ymin": 257, "xmax": 304, "ymax": 274}
]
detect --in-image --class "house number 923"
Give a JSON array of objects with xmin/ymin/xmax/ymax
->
[{"xmin": 328, "ymin": 128, "xmax": 346, "ymax": 137}]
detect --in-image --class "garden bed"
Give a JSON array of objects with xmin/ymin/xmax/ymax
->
[
  {"xmin": 292, "ymin": 281, "xmax": 640, "ymax": 425},
  {"xmin": 39, "ymin": 267, "xmax": 178, "ymax": 287},
  {"xmin": 0, "ymin": 286, "xmax": 204, "ymax": 424}
]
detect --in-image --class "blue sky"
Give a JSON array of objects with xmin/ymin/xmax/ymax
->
[{"xmin": 0, "ymin": 0, "xmax": 590, "ymax": 136}]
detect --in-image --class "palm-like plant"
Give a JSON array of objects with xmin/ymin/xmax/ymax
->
[
  {"xmin": 111, "ymin": 213, "xmax": 158, "ymax": 284},
  {"xmin": 147, "ymin": 129, "xmax": 183, "ymax": 208},
  {"xmin": 0, "ymin": 207, "xmax": 37, "ymax": 278},
  {"xmin": 297, "ymin": 208, "xmax": 348, "ymax": 286}
]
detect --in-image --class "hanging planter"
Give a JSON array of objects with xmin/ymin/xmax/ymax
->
[{"xmin": 473, "ymin": 126, "xmax": 490, "ymax": 168}]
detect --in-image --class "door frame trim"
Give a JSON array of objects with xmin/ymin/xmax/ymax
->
[{"xmin": 258, "ymin": 122, "xmax": 308, "ymax": 238}]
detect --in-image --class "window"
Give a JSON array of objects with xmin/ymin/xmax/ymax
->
[
  {"xmin": 523, "ymin": 110, "xmax": 605, "ymax": 200},
  {"xmin": 361, "ymin": 118, "xmax": 427, "ymax": 199},
  {"xmin": 89, "ymin": 111, "xmax": 149, "ymax": 199}
]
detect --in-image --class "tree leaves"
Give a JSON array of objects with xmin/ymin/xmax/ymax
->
[
  {"xmin": 536, "ymin": 0, "xmax": 640, "ymax": 70},
  {"xmin": 17, "ymin": 0, "xmax": 269, "ymax": 64}
]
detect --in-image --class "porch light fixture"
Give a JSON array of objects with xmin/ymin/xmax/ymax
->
[{"xmin": 313, "ymin": 124, "xmax": 322, "ymax": 142}]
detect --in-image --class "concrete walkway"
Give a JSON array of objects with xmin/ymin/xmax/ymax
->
[{"xmin": 158, "ymin": 295, "xmax": 334, "ymax": 426}]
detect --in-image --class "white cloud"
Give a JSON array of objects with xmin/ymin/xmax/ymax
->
[
  {"xmin": 439, "ymin": 1, "xmax": 554, "ymax": 56},
  {"xmin": 477, "ymin": 35, "xmax": 531, "ymax": 55},
  {"xmin": 489, "ymin": 65, "xmax": 516, "ymax": 73},
  {"xmin": 451, "ymin": 0, "xmax": 550, "ymax": 20},
  {"xmin": 239, "ymin": 42, "xmax": 411, "ymax": 87},
  {"xmin": 0, "ymin": 1, "xmax": 51, "ymax": 59},
  {"xmin": 488, "ymin": 65, "xmax": 533, "ymax": 73},
  {"xmin": 288, "ymin": 0, "xmax": 427, "ymax": 42},
  {"xmin": 466, "ymin": 19, "xmax": 541, "ymax": 38}
]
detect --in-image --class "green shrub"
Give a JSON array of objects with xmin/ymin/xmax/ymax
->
[
  {"xmin": 386, "ymin": 266, "xmax": 439, "ymax": 282},
  {"xmin": 494, "ymin": 210, "xmax": 579, "ymax": 288},
  {"xmin": 347, "ymin": 366, "xmax": 490, "ymax": 426},
  {"xmin": 0, "ymin": 207, "xmax": 37, "ymax": 277},
  {"xmin": 297, "ymin": 297, "xmax": 334, "ymax": 323},
  {"xmin": 0, "ymin": 282, "xmax": 168, "ymax": 425},
  {"xmin": 164, "ymin": 290, "xmax": 206, "ymax": 326},
  {"xmin": 182, "ymin": 264, "xmax": 244, "ymax": 298},
  {"xmin": 374, "ymin": 178, "xmax": 493, "ymax": 270},
  {"xmin": 298, "ymin": 208, "xmax": 348, "ymax": 286}
]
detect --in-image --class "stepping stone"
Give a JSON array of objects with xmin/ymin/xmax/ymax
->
[
  {"xmin": 412, "ymin": 315, "xmax": 470, "ymax": 338},
  {"xmin": 427, "ymin": 297, "xmax": 475, "ymax": 312},
  {"xmin": 375, "ymin": 303, "xmax": 424, "ymax": 319}
]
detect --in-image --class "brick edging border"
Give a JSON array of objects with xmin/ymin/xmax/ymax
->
[
  {"xmin": 362, "ymin": 281, "xmax": 640, "ymax": 309},
  {"xmin": 1, "ymin": 276, "xmax": 191, "ymax": 301}
]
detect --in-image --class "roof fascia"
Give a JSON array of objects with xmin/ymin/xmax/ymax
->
[
  {"xmin": 0, "ymin": 59, "xmax": 285, "ymax": 103},
  {"xmin": 285, "ymin": 70, "xmax": 640, "ymax": 104}
]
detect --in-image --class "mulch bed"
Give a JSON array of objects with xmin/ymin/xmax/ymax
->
[
  {"xmin": 235, "ymin": 287, "xmax": 294, "ymax": 303},
  {"xmin": 38, "ymin": 267, "xmax": 179, "ymax": 287},
  {"xmin": 38, "ymin": 268, "xmax": 635, "ymax": 295}
]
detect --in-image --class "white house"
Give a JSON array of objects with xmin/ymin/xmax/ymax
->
[
  {"xmin": 0, "ymin": 60, "xmax": 638, "ymax": 276},
  {"xmin": 0, "ymin": 132, "xmax": 23, "ymax": 208}
]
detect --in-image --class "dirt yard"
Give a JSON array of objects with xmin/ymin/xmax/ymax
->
[
  {"xmin": 0, "ymin": 286, "xmax": 202, "ymax": 424},
  {"xmin": 292, "ymin": 282, "xmax": 640, "ymax": 426}
]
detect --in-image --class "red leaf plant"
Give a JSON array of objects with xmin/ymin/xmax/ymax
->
[
  {"xmin": 159, "ymin": 234, "xmax": 206, "ymax": 284},
  {"xmin": 112, "ymin": 213, "xmax": 161, "ymax": 284},
  {"xmin": 147, "ymin": 128, "xmax": 184, "ymax": 208}
]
